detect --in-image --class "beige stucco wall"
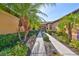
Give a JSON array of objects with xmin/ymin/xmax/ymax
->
[{"xmin": 0, "ymin": 10, "xmax": 19, "ymax": 34}]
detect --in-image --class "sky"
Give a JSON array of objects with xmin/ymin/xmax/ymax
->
[{"xmin": 39, "ymin": 3, "xmax": 79, "ymax": 22}]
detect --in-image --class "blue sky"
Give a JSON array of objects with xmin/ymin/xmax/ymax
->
[{"xmin": 39, "ymin": 3, "xmax": 79, "ymax": 22}]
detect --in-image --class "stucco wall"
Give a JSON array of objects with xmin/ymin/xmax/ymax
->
[
  {"xmin": 46, "ymin": 21, "xmax": 60, "ymax": 31},
  {"xmin": 0, "ymin": 10, "xmax": 19, "ymax": 34}
]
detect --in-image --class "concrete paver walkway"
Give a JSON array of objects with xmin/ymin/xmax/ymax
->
[
  {"xmin": 30, "ymin": 31, "xmax": 46, "ymax": 56},
  {"xmin": 45, "ymin": 33, "xmax": 77, "ymax": 56}
]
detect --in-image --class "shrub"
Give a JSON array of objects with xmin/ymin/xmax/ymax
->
[
  {"xmin": 69, "ymin": 39, "xmax": 79, "ymax": 49},
  {"xmin": 10, "ymin": 42, "xmax": 29, "ymax": 56},
  {"xmin": 0, "ymin": 42, "xmax": 29, "ymax": 56},
  {"xmin": 56, "ymin": 32, "xmax": 67, "ymax": 36},
  {"xmin": 52, "ymin": 31, "xmax": 57, "ymax": 34},
  {"xmin": 0, "ymin": 32, "xmax": 25, "ymax": 51},
  {"xmin": 0, "ymin": 32, "xmax": 30, "ymax": 56},
  {"xmin": 46, "ymin": 30, "xmax": 53, "ymax": 35},
  {"xmin": 54, "ymin": 31, "xmax": 69, "ymax": 44},
  {"xmin": 43, "ymin": 33, "xmax": 50, "ymax": 42},
  {"xmin": 27, "ymin": 30, "xmax": 38, "ymax": 37},
  {"xmin": 20, "ymin": 32, "xmax": 25, "ymax": 38},
  {"xmin": 0, "ymin": 33, "xmax": 19, "ymax": 50}
]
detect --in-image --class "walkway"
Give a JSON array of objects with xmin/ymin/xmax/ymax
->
[
  {"xmin": 45, "ymin": 33, "xmax": 77, "ymax": 56},
  {"xmin": 30, "ymin": 31, "xmax": 46, "ymax": 56}
]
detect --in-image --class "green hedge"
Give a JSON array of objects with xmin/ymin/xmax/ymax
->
[
  {"xmin": 57, "ymin": 36, "xmax": 69, "ymax": 44},
  {"xmin": 0, "ymin": 33, "xmax": 19, "ymax": 51},
  {"xmin": 27, "ymin": 30, "xmax": 38, "ymax": 37},
  {"xmin": 46, "ymin": 30, "xmax": 53, "ymax": 35},
  {"xmin": 52, "ymin": 31, "xmax": 69, "ymax": 44},
  {"xmin": 43, "ymin": 33, "xmax": 50, "ymax": 42},
  {"xmin": 0, "ymin": 31, "xmax": 38, "ymax": 55},
  {"xmin": 0, "ymin": 42, "xmax": 29, "ymax": 56},
  {"xmin": 69, "ymin": 39, "xmax": 79, "ymax": 49},
  {"xmin": 0, "ymin": 32, "xmax": 25, "ymax": 51}
]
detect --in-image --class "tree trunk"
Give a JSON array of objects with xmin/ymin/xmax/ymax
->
[
  {"xmin": 24, "ymin": 31, "xmax": 29, "ymax": 42},
  {"xmin": 67, "ymin": 23, "xmax": 72, "ymax": 42},
  {"xmin": 21, "ymin": 16, "xmax": 30, "ymax": 42},
  {"xmin": 17, "ymin": 26, "xmax": 22, "ymax": 41},
  {"xmin": 17, "ymin": 19, "xmax": 23, "ymax": 41},
  {"xmin": 17, "ymin": 16, "xmax": 30, "ymax": 43}
]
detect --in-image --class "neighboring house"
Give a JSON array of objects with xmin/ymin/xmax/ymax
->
[
  {"xmin": 43, "ymin": 8, "xmax": 79, "ymax": 40},
  {"xmin": 43, "ymin": 19, "xmax": 62, "ymax": 31},
  {"xmin": 0, "ymin": 10, "xmax": 23, "ymax": 34}
]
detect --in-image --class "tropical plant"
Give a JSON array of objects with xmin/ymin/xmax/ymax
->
[
  {"xmin": 69, "ymin": 39, "xmax": 79, "ymax": 49},
  {"xmin": 0, "ymin": 32, "xmax": 25, "ymax": 51},
  {"xmin": 0, "ymin": 42, "xmax": 29, "ymax": 56},
  {"xmin": 0, "ymin": 3, "xmax": 55, "ymax": 42},
  {"xmin": 58, "ymin": 13, "xmax": 79, "ymax": 42},
  {"xmin": 42, "ymin": 33, "xmax": 50, "ymax": 42},
  {"xmin": 0, "ymin": 3, "xmax": 47, "ymax": 41}
]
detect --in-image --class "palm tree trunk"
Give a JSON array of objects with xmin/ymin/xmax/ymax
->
[
  {"xmin": 20, "ymin": 16, "xmax": 30, "ymax": 43},
  {"xmin": 17, "ymin": 26, "xmax": 22, "ymax": 41},
  {"xmin": 67, "ymin": 23, "xmax": 72, "ymax": 42},
  {"xmin": 24, "ymin": 31, "xmax": 29, "ymax": 42},
  {"xmin": 17, "ymin": 18, "xmax": 23, "ymax": 41}
]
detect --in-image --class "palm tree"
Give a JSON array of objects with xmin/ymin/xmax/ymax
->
[
  {"xmin": 65, "ymin": 13, "xmax": 79, "ymax": 41},
  {"xmin": 58, "ymin": 13, "xmax": 79, "ymax": 42},
  {"xmin": 1, "ymin": 3, "xmax": 54, "ymax": 42}
]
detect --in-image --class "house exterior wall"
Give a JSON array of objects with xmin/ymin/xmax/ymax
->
[
  {"xmin": 0, "ymin": 10, "xmax": 19, "ymax": 34},
  {"xmin": 46, "ymin": 21, "xmax": 60, "ymax": 31},
  {"xmin": 51, "ymin": 22, "xmax": 59, "ymax": 31}
]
